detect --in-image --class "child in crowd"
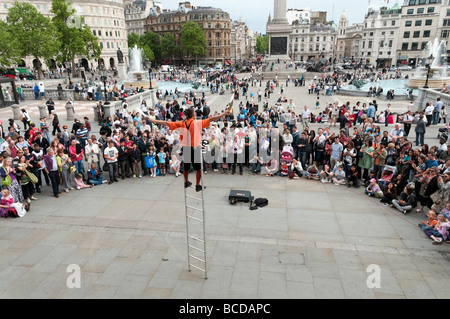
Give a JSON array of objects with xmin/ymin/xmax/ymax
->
[
  {"xmin": 157, "ymin": 147, "xmax": 167, "ymax": 176},
  {"xmin": 147, "ymin": 146, "xmax": 157, "ymax": 178},
  {"xmin": 75, "ymin": 173, "xmax": 93, "ymax": 190},
  {"xmin": 169, "ymin": 155, "xmax": 181, "ymax": 177},
  {"xmin": 423, "ymin": 213, "xmax": 450, "ymax": 245},
  {"xmin": 419, "ymin": 210, "xmax": 438, "ymax": 231},
  {"xmin": 332, "ymin": 165, "xmax": 346, "ymax": 185},
  {"xmin": 0, "ymin": 189, "xmax": 14, "ymax": 218},
  {"xmin": 365, "ymin": 179, "xmax": 383, "ymax": 198}
]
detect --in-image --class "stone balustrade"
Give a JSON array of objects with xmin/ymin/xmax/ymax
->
[
  {"xmin": 103, "ymin": 89, "xmax": 158, "ymax": 118},
  {"xmin": 415, "ymin": 88, "xmax": 450, "ymax": 116},
  {"xmin": 21, "ymin": 88, "xmax": 75, "ymax": 101}
]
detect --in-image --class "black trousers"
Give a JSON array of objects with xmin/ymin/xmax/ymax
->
[{"xmin": 48, "ymin": 170, "xmax": 60, "ymax": 196}]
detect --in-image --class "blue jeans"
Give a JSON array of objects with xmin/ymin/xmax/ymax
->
[
  {"xmin": 73, "ymin": 160, "xmax": 84, "ymax": 177},
  {"xmin": 298, "ymin": 151, "xmax": 306, "ymax": 169},
  {"xmin": 416, "ymin": 132, "xmax": 425, "ymax": 146},
  {"xmin": 433, "ymin": 111, "xmax": 440, "ymax": 125},
  {"xmin": 252, "ymin": 162, "xmax": 261, "ymax": 173},
  {"xmin": 89, "ymin": 176, "xmax": 104, "ymax": 185}
]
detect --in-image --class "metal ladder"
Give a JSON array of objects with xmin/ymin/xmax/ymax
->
[{"xmin": 183, "ymin": 147, "xmax": 208, "ymax": 279}]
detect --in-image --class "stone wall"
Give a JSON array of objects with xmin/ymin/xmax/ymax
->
[{"xmin": 415, "ymin": 88, "xmax": 450, "ymax": 115}]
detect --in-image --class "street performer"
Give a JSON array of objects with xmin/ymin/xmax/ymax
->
[{"xmin": 149, "ymin": 107, "xmax": 230, "ymax": 192}]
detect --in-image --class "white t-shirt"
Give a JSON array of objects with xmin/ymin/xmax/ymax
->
[
  {"xmin": 301, "ymin": 109, "xmax": 311, "ymax": 120},
  {"xmin": 104, "ymin": 147, "xmax": 118, "ymax": 163}
]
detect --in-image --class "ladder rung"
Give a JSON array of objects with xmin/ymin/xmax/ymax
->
[
  {"xmin": 188, "ymin": 244, "xmax": 205, "ymax": 253},
  {"xmin": 186, "ymin": 205, "xmax": 204, "ymax": 213},
  {"xmin": 188, "ymin": 235, "xmax": 205, "ymax": 243},
  {"xmin": 187, "ymin": 215, "xmax": 204, "ymax": 223},
  {"xmin": 186, "ymin": 194, "xmax": 203, "ymax": 201},
  {"xmin": 189, "ymin": 264, "xmax": 206, "ymax": 272},
  {"xmin": 189, "ymin": 254, "xmax": 206, "ymax": 263}
]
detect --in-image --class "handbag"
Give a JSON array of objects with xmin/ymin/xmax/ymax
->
[
  {"xmin": 69, "ymin": 165, "xmax": 77, "ymax": 173},
  {"xmin": 431, "ymin": 190, "xmax": 444, "ymax": 205},
  {"xmin": 1, "ymin": 168, "xmax": 12, "ymax": 187},
  {"xmin": 24, "ymin": 170, "xmax": 38, "ymax": 184}
]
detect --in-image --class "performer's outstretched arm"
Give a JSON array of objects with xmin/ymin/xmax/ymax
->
[{"xmin": 148, "ymin": 118, "xmax": 170, "ymax": 127}]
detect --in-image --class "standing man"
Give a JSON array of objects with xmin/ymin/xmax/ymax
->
[
  {"xmin": 149, "ymin": 107, "xmax": 229, "ymax": 192},
  {"xmin": 434, "ymin": 98, "xmax": 444, "ymax": 125},
  {"xmin": 43, "ymin": 148, "xmax": 60, "ymax": 198},
  {"xmin": 301, "ymin": 105, "xmax": 311, "ymax": 131},
  {"xmin": 330, "ymin": 137, "xmax": 343, "ymax": 170},
  {"xmin": 402, "ymin": 110, "xmax": 415, "ymax": 137},
  {"xmin": 104, "ymin": 140, "xmax": 119, "ymax": 185}
]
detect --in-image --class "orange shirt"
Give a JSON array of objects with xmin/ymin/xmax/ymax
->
[{"xmin": 168, "ymin": 118, "xmax": 211, "ymax": 147}]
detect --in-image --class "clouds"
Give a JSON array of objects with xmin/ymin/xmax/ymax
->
[{"xmin": 154, "ymin": 0, "xmax": 391, "ymax": 33}]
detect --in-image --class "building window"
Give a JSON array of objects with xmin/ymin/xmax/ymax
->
[
  {"xmin": 404, "ymin": 31, "xmax": 410, "ymax": 38},
  {"xmin": 411, "ymin": 42, "xmax": 419, "ymax": 50},
  {"xmin": 413, "ymin": 31, "xmax": 420, "ymax": 38},
  {"xmin": 407, "ymin": 9, "xmax": 414, "ymax": 14},
  {"xmin": 425, "ymin": 19, "xmax": 432, "ymax": 26},
  {"xmin": 423, "ymin": 30, "xmax": 431, "ymax": 37},
  {"xmin": 428, "ymin": 7, "xmax": 435, "ymax": 13},
  {"xmin": 417, "ymin": 8, "xmax": 424, "ymax": 14},
  {"xmin": 405, "ymin": 21, "xmax": 412, "ymax": 27},
  {"xmin": 415, "ymin": 20, "xmax": 422, "ymax": 27},
  {"xmin": 402, "ymin": 43, "xmax": 409, "ymax": 50}
]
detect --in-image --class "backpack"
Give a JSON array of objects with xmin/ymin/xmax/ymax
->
[{"xmin": 250, "ymin": 198, "xmax": 269, "ymax": 211}]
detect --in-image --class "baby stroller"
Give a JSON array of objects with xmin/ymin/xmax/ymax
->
[
  {"xmin": 280, "ymin": 146, "xmax": 294, "ymax": 176},
  {"xmin": 378, "ymin": 165, "xmax": 397, "ymax": 190}
]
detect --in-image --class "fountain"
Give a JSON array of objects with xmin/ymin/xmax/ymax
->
[
  {"xmin": 122, "ymin": 45, "xmax": 157, "ymax": 90},
  {"xmin": 408, "ymin": 39, "xmax": 450, "ymax": 89}
]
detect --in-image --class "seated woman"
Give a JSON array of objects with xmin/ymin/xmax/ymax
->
[
  {"xmin": 305, "ymin": 164, "xmax": 320, "ymax": 180},
  {"xmin": 290, "ymin": 158, "xmax": 304, "ymax": 179},
  {"xmin": 265, "ymin": 159, "xmax": 278, "ymax": 177},
  {"xmin": 391, "ymin": 185, "xmax": 417, "ymax": 214},
  {"xmin": 320, "ymin": 164, "xmax": 333, "ymax": 183},
  {"xmin": 380, "ymin": 182, "xmax": 398, "ymax": 206}
]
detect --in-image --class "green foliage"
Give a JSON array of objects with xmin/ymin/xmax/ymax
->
[
  {"xmin": 180, "ymin": 21, "xmax": 207, "ymax": 63},
  {"xmin": 161, "ymin": 33, "xmax": 179, "ymax": 59},
  {"xmin": 256, "ymin": 35, "xmax": 269, "ymax": 54},
  {"xmin": 6, "ymin": 1, "xmax": 60, "ymax": 79},
  {"xmin": 50, "ymin": 0, "xmax": 101, "ymax": 67},
  {"xmin": 0, "ymin": 20, "xmax": 21, "ymax": 67},
  {"xmin": 140, "ymin": 31, "xmax": 161, "ymax": 60},
  {"xmin": 127, "ymin": 32, "xmax": 156, "ymax": 62}
]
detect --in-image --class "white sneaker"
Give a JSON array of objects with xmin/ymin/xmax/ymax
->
[{"xmin": 321, "ymin": 179, "xmax": 329, "ymax": 183}]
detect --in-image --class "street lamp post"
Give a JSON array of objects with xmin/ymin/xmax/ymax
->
[
  {"xmin": 148, "ymin": 62, "xmax": 153, "ymax": 90},
  {"xmin": 423, "ymin": 54, "xmax": 434, "ymax": 89}
]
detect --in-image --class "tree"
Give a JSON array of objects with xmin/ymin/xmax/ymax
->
[
  {"xmin": 161, "ymin": 33, "xmax": 178, "ymax": 61},
  {"xmin": 180, "ymin": 21, "xmax": 207, "ymax": 66},
  {"xmin": 51, "ymin": 0, "xmax": 102, "ymax": 72},
  {"xmin": 256, "ymin": 35, "xmax": 269, "ymax": 55},
  {"xmin": 0, "ymin": 21, "xmax": 21, "ymax": 67},
  {"xmin": 7, "ymin": 2, "xmax": 60, "ymax": 80},
  {"xmin": 128, "ymin": 32, "xmax": 141, "ymax": 49},
  {"xmin": 140, "ymin": 31, "xmax": 161, "ymax": 60}
]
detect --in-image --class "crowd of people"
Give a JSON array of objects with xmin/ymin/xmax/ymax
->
[{"xmin": 1, "ymin": 61, "xmax": 449, "ymax": 246}]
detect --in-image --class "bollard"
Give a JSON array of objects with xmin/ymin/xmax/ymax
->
[
  {"xmin": 92, "ymin": 105, "xmax": 99, "ymax": 122},
  {"xmin": 38, "ymin": 105, "xmax": 48, "ymax": 119},
  {"xmin": 65, "ymin": 103, "xmax": 74, "ymax": 121},
  {"xmin": 12, "ymin": 104, "xmax": 22, "ymax": 121}
]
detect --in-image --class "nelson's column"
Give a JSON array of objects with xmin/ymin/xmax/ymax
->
[{"xmin": 266, "ymin": 0, "xmax": 292, "ymax": 61}]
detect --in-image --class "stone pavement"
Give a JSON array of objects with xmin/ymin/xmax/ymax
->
[
  {"xmin": 0, "ymin": 80, "xmax": 449, "ymax": 299},
  {"xmin": 0, "ymin": 171, "xmax": 449, "ymax": 299}
]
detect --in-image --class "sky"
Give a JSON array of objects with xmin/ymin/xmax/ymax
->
[{"xmin": 155, "ymin": 0, "xmax": 395, "ymax": 33}]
